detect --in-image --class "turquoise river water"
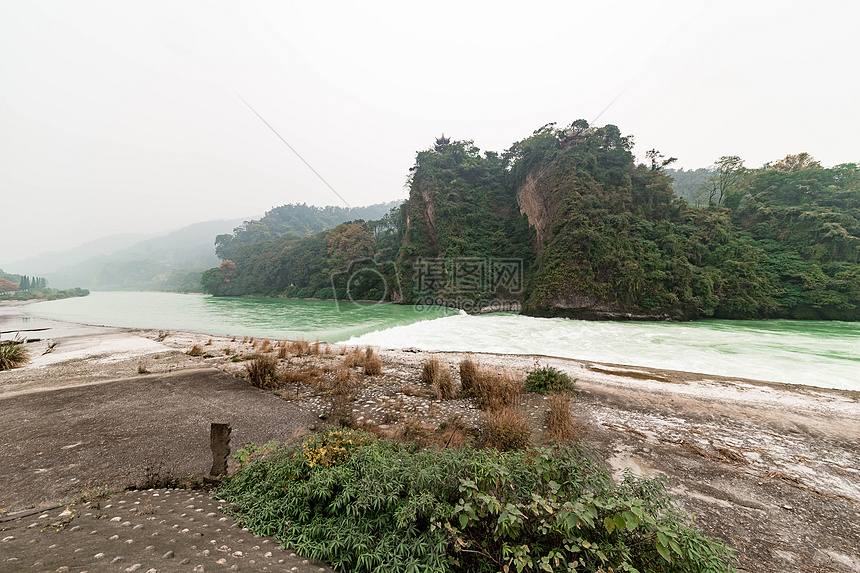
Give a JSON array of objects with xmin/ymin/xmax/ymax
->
[{"xmin": 26, "ymin": 291, "xmax": 860, "ymax": 391}]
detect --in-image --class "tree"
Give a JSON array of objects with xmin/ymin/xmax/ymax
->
[
  {"xmin": 645, "ymin": 149, "xmax": 677, "ymax": 172},
  {"xmin": 0, "ymin": 278, "xmax": 19, "ymax": 293},
  {"xmin": 219, "ymin": 260, "xmax": 237, "ymax": 283},
  {"xmin": 769, "ymin": 152, "xmax": 822, "ymax": 172},
  {"xmin": 698, "ymin": 155, "xmax": 745, "ymax": 206}
]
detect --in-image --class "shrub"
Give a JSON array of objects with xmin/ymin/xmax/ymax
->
[
  {"xmin": 216, "ymin": 430, "xmax": 737, "ymax": 573},
  {"xmin": 525, "ymin": 365, "xmax": 575, "ymax": 394},
  {"xmin": 545, "ymin": 392, "xmax": 581, "ymax": 441},
  {"xmin": 246, "ymin": 354, "xmax": 280, "ymax": 389},
  {"xmin": 0, "ymin": 341, "xmax": 28, "ymax": 370},
  {"xmin": 363, "ymin": 347, "xmax": 383, "ymax": 376},
  {"xmin": 483, "ymin": 407, "xmax": 531, "ymax": 451}
]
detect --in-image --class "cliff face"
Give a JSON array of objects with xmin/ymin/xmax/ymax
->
[{"xmin": 516, "ymin": 172, "xmax": 552, "ymax": 253}]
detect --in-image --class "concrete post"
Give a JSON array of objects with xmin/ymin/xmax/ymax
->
[{"xmin": 209, "ymin": 423, "xmax": 231, "ymax": 479}]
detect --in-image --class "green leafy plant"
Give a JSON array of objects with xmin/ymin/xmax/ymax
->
[
  {"xmin": 216, "ymin": 429, "xmax": 737, "ymax": 573},
  {"xmin": 0, "ymin": 340, "xmax": 28, "ymax": 370},
  {"xmin": 525, "ymin": 365, "xmax": 575, "ymax": 394}
]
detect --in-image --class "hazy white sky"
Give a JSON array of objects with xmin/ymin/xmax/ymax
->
[{"xmin": 2, "ymin": 0, "xmax": 858, "ymax": 262}]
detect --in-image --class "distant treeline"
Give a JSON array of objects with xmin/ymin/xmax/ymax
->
[
  {"xmin": 0, "ymin": 271, "xmax": 47, "ymax": 292},
  {"xmin": 201, "ymin": 124, "xmax": 860, "ymax": 321},
  {"xmin": 0, "ymin": 287, "xmax": 89, "ymax": 302}
]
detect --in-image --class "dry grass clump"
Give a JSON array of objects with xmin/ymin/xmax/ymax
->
[
  {"xmin": 186, "ymin": 344, "xmax": 204, "ymax": 357},
  {"xmin": 545, "ymin": 393, "xmax": 581, "ymax": 442},
  {"xmin": 137, "ymin": 362, "xmax": 149, "ymax": 374},
  {"xmin": 436, "ymin": 415, "xmax": 473, "ymax": 448},
  {"xmin": 277, "ymin": 345, "xmax": 291, "ymax": 360},
  {"xmin": 281, "ymin": 366, "xmax": 325, "ymax": 387},
  {"xmin": 259, "ymin": 339, "xmax": 272, "ymax": 352},
  {"xmin": 420, "ymin": 357, "xmax": 455, "ymax": 400},
  {"xmin": 328, "ymin": 366, "xmax": 359, "ymax": 427},
  {"xmin": 0, "ymin": 341, "xmax": 28, "ymax": 371},
  {"xmin": 344, "ymin": 346, "xmax": 365, "ymax": 368},
  {"xmin": 205, "ymin": 338, "xmax": 213, "ymax": 346},
  {"xmin": 246, "ymin": 353, "xmax": 280, "ymax": 389},
  {"xmin": 287, "ymin": 340, "xmax": 311, "ymax": 356},
  {"xmin": 363, "ymin": 347, "xmax": 383, "ymax": 376},
  {"xmin": 468, "ymin": 367, "xmax": 523, "ymax": 411},
  {"xmin": 426, "ymin": 358, "xmax": 455, "ymax": 400},
  {"xmin": 459, "ymin": 356, "xmax": 480, "ymax": 395},
  {"xmin": 483, "ymin": 407, "xmax": 531, "ymax": 451}
]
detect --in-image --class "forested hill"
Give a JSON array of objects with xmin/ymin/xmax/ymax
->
[
  {"xmin": 202, "ymin": 124, "xmax": 860, "ymax": 321},
  {"xmin": 214, "ymin": 202, "xmax": 401, "ymax": 262}
]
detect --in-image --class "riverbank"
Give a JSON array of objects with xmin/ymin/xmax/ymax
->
[{"xmin": 1, "ymin": 303, "xmax": 858, "ymax": 572}]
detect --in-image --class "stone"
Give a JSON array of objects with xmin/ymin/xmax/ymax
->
[
  {"xmin": 94, "ymin": 553, "xmax": 105, "ymax": 559},
  {"xmin": 163, "ymin": 551, "xmax": 175, "ymax": 559},
  {"xmin": 111, "ymin": 556, "xmax": 124, "ymax": 563}
]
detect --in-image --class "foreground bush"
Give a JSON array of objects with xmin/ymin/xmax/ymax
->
[
  {"xmin": 525, "ymin": 365, "xmax": 575, "ymax": 394},
  {"xmin": 0, "ymin": 341, "xmax": 28, "ymax": 370},
  {"xmin": 216, "ymin": 428, "xmax": 736, "ymax": 573}
]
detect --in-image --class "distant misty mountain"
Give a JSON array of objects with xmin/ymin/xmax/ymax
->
[
  {"xmin": 3, "ymin": 233, "xmax": 156, "ymax": 276},
  {"xmin": 46, "ymin": 218, "xmax": 246, "ymax": 291}
]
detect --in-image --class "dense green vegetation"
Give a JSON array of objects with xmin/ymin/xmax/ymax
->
[
  {"xmin": 216, "ymin": 428, "xmax": 736, "ymax": 573},
  {"xmin": 215, "ymin": 202, "xmax": 401, "ymax": 261},
  {"xmin": 0, "ymin": 287, "xmax": 90, "ymax": 302},
  {"xmin": 202, "ymin": 124, "xmax": 859, "ymax": 321}
]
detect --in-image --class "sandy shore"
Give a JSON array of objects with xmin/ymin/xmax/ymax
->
[{"xmin": 1, "ymin": 303, "xmax": 859, "ymax": 572}]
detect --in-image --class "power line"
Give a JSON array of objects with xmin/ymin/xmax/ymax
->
[{"xmin": 232, "ymin": 90, "xmax": 351, "ymax": 208}]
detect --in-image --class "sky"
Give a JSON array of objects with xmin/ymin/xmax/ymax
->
[{"xmin": 2, "ymin": 0, "xmax": 858, "ymax": 263}]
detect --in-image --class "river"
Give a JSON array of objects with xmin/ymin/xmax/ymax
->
[{"xmin": 25, "ymin": 291, "xmax": 860, "ymax": 391}]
